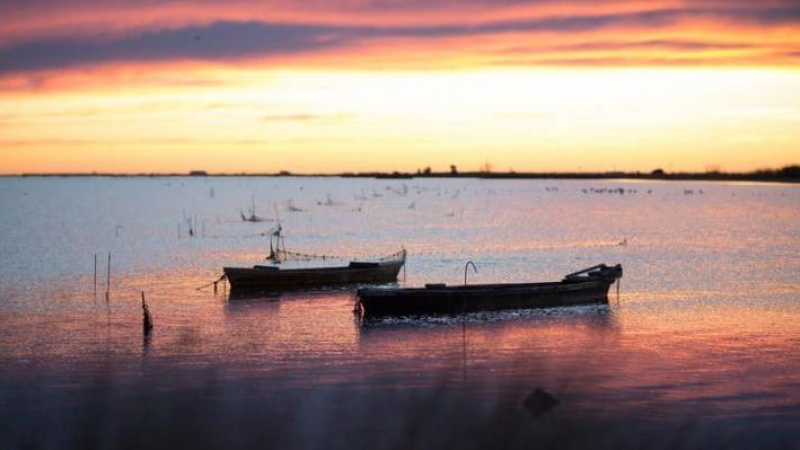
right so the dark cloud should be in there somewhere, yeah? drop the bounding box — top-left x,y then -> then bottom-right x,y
0,22 -> 348,73
1,5 -> 799,74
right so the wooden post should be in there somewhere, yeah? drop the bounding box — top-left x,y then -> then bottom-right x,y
93,253 -> 97,300
142,291 -> 153,335
106,252 -> 111,294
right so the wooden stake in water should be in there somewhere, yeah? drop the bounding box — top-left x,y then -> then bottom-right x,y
105,252 -> 111,301
141,291 -> 153,335
93,253 -> 97,300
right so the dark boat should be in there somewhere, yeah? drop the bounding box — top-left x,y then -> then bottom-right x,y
356,263 -> 622,317
224,250 -> 406,291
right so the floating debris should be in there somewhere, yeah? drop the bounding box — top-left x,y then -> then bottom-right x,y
318,193 -> 343,206
286,199 -> 304,212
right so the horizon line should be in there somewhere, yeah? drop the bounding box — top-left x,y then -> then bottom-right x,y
2,165 -> 798,182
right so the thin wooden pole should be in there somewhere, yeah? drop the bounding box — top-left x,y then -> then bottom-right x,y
93,253 -> 97,300
142,291 -> 153,334
106,252 -> 111,300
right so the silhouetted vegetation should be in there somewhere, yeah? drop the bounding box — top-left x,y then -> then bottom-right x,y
8,164 -> 800,183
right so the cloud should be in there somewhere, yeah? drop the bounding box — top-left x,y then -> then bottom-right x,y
261,113 -> 354,123
0,1 -> 799,77
0,137 -> 266,146
0,22 -> 348,73
544,40 -> 756,52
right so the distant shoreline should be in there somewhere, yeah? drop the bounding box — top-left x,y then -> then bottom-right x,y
3,166 -> 799,183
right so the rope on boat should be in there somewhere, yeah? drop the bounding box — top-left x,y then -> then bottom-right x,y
267,248 -> 406,263
267,249 -> 342,262
264,224 -> 405,264
196,274 -> 226,291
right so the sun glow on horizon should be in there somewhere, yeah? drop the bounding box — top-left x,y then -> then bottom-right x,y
2,1 -> 800,174
2,67 -> 799,174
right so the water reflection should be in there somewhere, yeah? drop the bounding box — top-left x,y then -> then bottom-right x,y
358,304 -> 618,331
356,305 -> 621,403
226,284 -> 369,301
142,331 -> 152,357
224,289 -> 358,314
1,177 -> 799,449
225,288 -> 282,302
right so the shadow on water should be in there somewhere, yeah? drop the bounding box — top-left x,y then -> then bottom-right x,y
4,300 -> 800,449
222,295 -> 282,315
226,281 -> 398,301
3,178 -> 800,449
223,286 -> 361,314
357,303 -> 619,333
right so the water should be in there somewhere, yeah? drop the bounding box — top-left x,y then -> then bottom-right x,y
1,176 -> 799,449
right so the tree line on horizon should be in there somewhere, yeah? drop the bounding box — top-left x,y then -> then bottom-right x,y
10,164 -> 800,181
348,164 -> 800,181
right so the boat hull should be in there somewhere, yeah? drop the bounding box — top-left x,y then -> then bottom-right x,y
357,264 -> 622,317
224,259 -> 405,290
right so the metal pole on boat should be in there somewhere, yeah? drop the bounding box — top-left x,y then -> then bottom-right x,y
402,247 -> 407,282
462,261 -> 477,383
464,261 -> 477,286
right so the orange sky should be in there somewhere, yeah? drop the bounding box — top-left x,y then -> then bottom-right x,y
1,1 -> 799,174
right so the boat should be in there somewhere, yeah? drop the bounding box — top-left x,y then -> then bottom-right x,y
223,249 -> 406,291
356,263 -> 622,317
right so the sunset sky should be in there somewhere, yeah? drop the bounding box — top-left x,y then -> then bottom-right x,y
1,0 -> 799,174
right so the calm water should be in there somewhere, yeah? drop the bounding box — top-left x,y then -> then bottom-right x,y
1,176 -> 799,449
